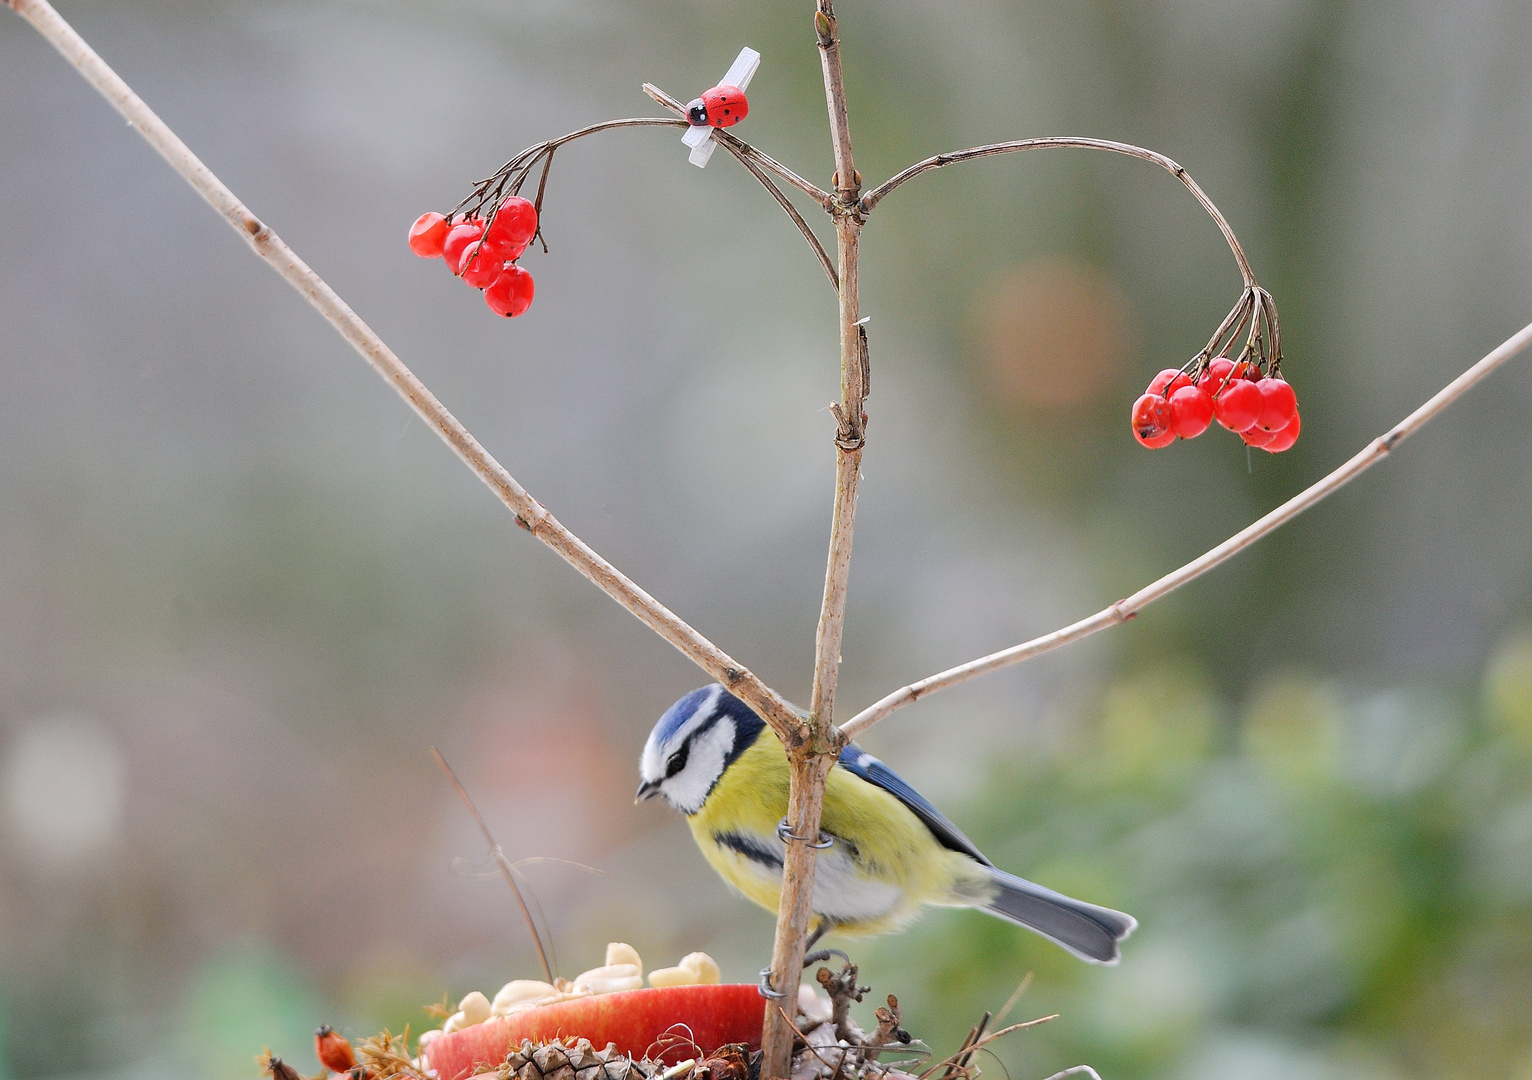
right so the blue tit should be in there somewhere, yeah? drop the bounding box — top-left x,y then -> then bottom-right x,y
636,684 -> 1136,964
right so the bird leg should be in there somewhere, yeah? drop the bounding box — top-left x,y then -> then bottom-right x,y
759,921 -> 842,999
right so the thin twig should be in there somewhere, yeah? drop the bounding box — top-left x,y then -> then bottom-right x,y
719,144 -> 839,289
992,974 -> 1033,1028
432,747 -> 556,983
716,130 -> 835,208
762,5 -> 867,1077
641,83 -> 836,288
860,136 -> 1255,286
815,2 -> 859,204
839,317 -> 1532,740
642,83 -> 832,207
5,0 -> 804,743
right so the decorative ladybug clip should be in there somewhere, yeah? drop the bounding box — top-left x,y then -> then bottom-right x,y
680,47 -> 760,168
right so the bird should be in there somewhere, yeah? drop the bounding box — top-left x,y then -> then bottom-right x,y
636,684 -> 1136,966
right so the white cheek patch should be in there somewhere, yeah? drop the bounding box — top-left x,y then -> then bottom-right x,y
662,718 -> 735,814
641,685 -> 724,783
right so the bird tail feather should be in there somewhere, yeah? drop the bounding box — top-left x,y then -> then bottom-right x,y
980,868 -> 1136,964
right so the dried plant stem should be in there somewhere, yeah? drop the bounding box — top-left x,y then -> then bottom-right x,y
761,5 -> 867,1077
840,317 -> 1532,740
432,747 -> 556,983
642,83 -> 836,289
860,136 -> 1255,287
5,0 -> 803,741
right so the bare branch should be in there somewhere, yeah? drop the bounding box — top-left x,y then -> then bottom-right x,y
762,5 -> 867,1077
860,136 -> 1256,287
7,0 -> 805,742
723,143 -> 839,289
815,1 -> 860,203
839,318 -> 1532,740
641,83 -> 836,288
715,131 -> 834,208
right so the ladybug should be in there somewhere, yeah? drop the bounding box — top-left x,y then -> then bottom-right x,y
685,84 -> 749,129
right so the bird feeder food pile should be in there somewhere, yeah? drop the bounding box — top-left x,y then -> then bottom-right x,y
265,951 -> 946,1080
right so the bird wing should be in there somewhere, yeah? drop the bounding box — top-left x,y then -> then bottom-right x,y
836,745 -> 994,867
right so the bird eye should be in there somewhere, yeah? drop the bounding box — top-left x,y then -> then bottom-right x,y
665,745 -> 689,778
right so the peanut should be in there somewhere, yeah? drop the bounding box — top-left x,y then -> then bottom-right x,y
646,965 -> 696,988
678,952 -> 721,984
492,980 -> 559,1016
457,991 -> 492,1027
605,942 -> 643,976
571,963 -> 642,995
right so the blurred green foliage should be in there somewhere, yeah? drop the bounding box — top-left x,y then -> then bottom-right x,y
862,643 -> 1532,1079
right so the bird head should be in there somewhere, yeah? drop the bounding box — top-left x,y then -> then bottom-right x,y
637,684 -> 764,814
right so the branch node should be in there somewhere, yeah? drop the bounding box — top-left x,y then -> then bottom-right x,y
827,402 -> 865,451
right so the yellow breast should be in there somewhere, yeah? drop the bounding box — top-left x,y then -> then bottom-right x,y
684,729 -> 978,935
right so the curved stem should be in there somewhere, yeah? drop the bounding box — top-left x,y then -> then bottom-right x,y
838,317 -> 1532,741
640,83 -> 836,289
5,0 -> 806,743
716,130 -> 834,208
861,136 -> 1256,287
722,141 -> 839,289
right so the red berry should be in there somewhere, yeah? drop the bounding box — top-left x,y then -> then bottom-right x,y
408,212 -> 449,258
1263,411 -> 1302,453
481,233 -> 529,264
1241,424 -> 1277,448
1214,378 -> 1263,432
1202,357 -> 1236,396
1255,377 -> 1299,431
1131,393 -> 1174,448
485,198 -> 538,251
441,220 -> 484,275
485,265 -> 535,317
457,241 -> 505,288
1168,385 -> 1214,438
1148,368 -> 1193,397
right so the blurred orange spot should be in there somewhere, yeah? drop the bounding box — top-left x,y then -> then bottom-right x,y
976,257 -> 1134,412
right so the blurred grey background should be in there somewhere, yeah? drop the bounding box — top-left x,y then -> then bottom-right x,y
3,2 -> 1532,1079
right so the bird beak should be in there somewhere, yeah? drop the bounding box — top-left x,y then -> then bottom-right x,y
635,779 -> 662,803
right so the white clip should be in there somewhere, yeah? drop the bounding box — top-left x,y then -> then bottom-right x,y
683,47 -> 760,168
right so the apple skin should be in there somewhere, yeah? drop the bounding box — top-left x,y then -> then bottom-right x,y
422,985 -> 767,1080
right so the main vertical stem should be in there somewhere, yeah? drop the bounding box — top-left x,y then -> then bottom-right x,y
760,4 -> 865,1077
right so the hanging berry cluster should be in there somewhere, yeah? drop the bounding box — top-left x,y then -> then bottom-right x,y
408,199 -> 538,317
406,138 -> 566,318
1131,285 -> 1301,453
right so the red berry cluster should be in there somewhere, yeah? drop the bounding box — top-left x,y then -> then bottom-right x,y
1131,356 -> 1301,452
408,197 -> 538,318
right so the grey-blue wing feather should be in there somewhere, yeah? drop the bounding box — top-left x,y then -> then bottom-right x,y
837,745 -> 993,867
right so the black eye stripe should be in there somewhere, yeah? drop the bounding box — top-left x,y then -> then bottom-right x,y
665,743 -> 690,777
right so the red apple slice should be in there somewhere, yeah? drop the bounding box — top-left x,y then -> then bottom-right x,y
422,985 -> 766,1080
